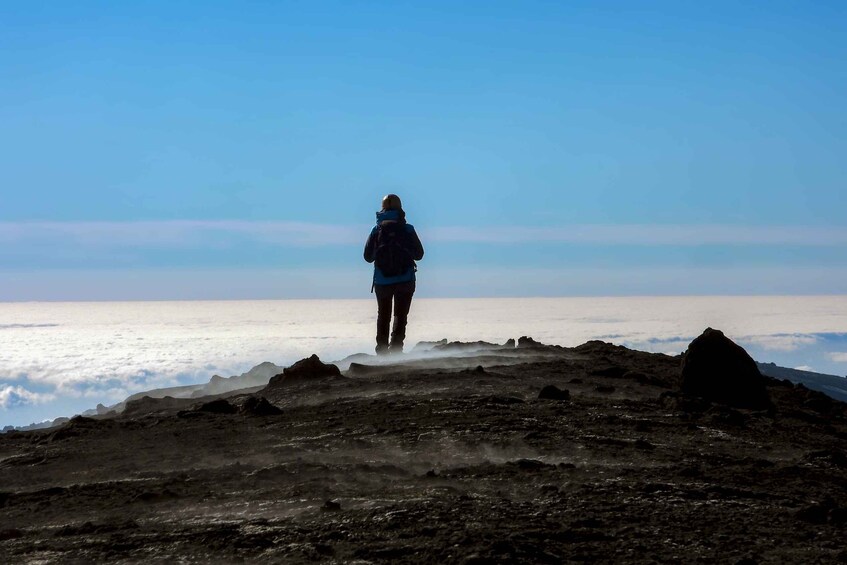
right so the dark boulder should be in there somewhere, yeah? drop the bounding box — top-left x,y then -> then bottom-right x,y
346,363 -> 382,376
124,395 -> 191,417
680,328 -> 769,409
511,458 -> 553,471
411,339 -> 448,352
517,336 -> 543,348
321,499 -> 341,511
197,399 -> 237,414
538,385 -> 570,401
796,497 -> 847,525
634,439 -> 655,450
240,397 -> 283,416
432,340 -> 502,352
267,355 -> 342,387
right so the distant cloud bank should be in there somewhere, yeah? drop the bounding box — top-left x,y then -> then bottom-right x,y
0,385 -> 55,409
430,225 -> 847,246
2,220 -> 846,247
0,221 -> 363,247
829,352 -> 847,363
745,334 -> 820,352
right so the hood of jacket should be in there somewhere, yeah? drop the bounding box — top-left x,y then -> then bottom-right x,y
376,209 -> 405,225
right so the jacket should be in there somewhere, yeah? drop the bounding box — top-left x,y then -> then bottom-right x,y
363,209 -> 425,286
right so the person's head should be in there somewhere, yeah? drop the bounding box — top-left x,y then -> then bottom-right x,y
381,194 -> 402,211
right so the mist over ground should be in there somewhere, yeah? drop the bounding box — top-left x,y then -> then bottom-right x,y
2,296 -> 846,427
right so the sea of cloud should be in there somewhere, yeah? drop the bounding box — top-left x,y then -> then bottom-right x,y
2,296 -> 847,426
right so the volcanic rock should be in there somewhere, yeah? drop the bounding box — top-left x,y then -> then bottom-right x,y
322,500 -> 341,511
412,339 -> 448,352
517,336 -> 542,348
538,385 -> 570,401
591,366 -> 628,378
346,363 -> 381,376
0,529 -> 24,541
4,332 -> 847,563
240,397 -> 283,416
267,355 -> 342,387
124,395 -> 192,417
432,340 -> 503,352
197,399 -> 237,414
680,328 -> 770,409
796,498 -> 847,525
634,438 -> 656,450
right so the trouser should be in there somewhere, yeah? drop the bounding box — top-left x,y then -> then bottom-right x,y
374,281 -> 416,354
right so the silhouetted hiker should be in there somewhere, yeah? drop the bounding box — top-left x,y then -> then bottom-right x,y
363,194 -> 425,355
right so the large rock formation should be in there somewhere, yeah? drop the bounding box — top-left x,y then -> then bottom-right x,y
201,361 -> 285,396
680,328 -> 769,409
266,355 -> 342,387
518,336 -> 543,348
123,395 -> 194,416
432,340 -> 505,352
240,397 -> 283,416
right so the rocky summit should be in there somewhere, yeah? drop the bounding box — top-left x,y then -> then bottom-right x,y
681,327 -> 770,409
266,354 -> 343,387
1,330 -> 846,563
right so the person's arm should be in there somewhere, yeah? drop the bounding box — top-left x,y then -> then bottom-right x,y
407,226 -> 424,261
363,228 -> 377,263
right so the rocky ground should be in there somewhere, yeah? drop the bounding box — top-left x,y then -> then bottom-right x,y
1,333 -> 846,563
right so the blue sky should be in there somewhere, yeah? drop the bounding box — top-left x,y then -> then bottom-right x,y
2,0 -> 846,299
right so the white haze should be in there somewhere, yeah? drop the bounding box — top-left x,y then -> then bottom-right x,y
2,296 -> 847,426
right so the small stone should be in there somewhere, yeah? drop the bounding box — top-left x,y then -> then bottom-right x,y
796,498 -> 838,524
514,458 -> 548,470
322,499 -> 341,511
538,385 -> 570,401
240,397 -> 282,416
634,439 -> 655,450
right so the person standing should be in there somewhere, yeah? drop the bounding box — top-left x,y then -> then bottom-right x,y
363,194 -> 425,355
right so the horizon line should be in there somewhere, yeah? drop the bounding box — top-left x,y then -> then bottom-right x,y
2,220 -> 847,247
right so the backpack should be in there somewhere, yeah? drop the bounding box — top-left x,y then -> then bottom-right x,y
374,222 -> 414,277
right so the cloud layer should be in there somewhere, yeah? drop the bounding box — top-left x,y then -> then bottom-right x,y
3,220 -> 847,247
3,296 -> 847,427
0,385 -> 55,409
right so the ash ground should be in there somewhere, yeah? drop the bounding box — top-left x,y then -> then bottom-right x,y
1,340 -> 846,563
